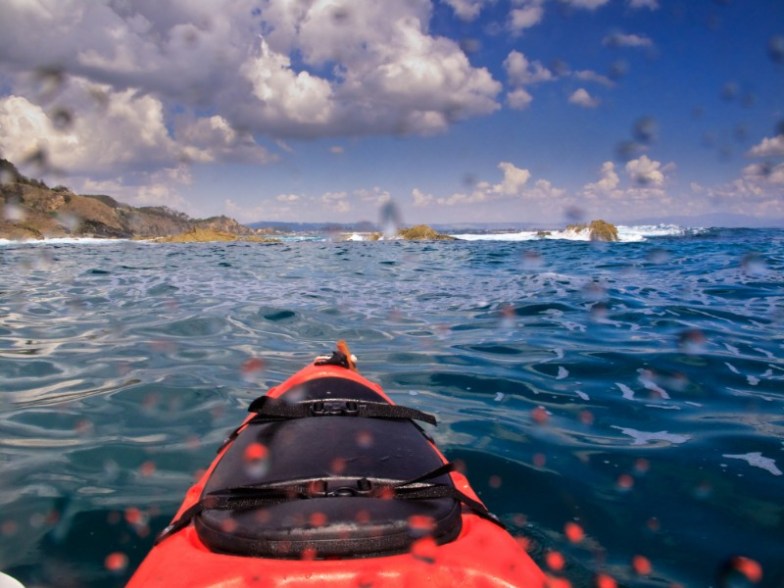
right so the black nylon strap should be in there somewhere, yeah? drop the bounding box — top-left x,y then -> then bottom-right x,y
155,462 -> 505,544
247,397 -> 438,426
217,398 -> 437,454
154,502 -> 204,545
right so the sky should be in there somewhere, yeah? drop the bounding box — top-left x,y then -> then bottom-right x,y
0,0 -> 782,228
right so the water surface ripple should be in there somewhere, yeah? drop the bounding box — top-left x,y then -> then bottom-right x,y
1,231 -> 782,587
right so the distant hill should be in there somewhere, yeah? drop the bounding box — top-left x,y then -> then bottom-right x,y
247,220 -> 378,233
0,158 -> 255,240
627,212 -> 784,229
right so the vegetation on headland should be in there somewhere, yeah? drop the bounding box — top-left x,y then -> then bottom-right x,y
0,158 -> 269,241
565,219 -> 619,242
151,227 -> 278,243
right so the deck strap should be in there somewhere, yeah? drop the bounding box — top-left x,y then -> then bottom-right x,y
155,462 -> 504,545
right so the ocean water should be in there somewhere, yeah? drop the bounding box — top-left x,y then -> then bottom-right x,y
1,228 -> 782,587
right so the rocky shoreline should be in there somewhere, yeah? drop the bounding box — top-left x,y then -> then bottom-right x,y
1,158 -> 269,242
2,158 -> 619,243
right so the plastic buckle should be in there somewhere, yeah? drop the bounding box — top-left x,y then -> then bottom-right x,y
309,401 -> 360,416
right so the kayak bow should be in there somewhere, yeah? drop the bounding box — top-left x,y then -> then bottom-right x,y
128,343 -> 546,587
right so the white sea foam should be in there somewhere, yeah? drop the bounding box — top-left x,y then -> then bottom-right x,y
723,452 -> 782,476
611,426 -> 692,446
0,237 -> 131,246
450,224 -> 691,243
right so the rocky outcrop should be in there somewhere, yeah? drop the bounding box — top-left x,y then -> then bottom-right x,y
397,224 -> 456,240
0,158 -> 258,241
566,219 -> 619,241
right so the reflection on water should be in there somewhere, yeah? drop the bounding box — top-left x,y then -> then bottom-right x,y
1,232 -> 783,586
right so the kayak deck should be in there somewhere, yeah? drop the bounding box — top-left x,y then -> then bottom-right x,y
128,346 -> 546,587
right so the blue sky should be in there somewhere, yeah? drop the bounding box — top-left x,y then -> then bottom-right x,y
1,0 -> 782,227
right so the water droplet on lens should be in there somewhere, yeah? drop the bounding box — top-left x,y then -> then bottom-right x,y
550,59 -> 570,77
241,357 -> 265,381
608,59 -> 629,80
616,474 -> 634,491
104,552 -> 128,572
330,456 -> 347,474
721,82 -> 739,102
733,124 -> 749,142
331,6 -> 350,24
309,511 -> 327,527
634,458 -> 650,474
595,572 -> 618,588
462,172 -> 477,189
678,329 -> 706,354
590,302 -> 608,321
459,37 -> 481,54
633,116 -> 658,144
768,35 -> 784,64
632,555 -> 652,576
521,251 -> 543,269
694,480 -> 713,499
243,442 -> 270,478
407,515 -> 436,538
531,406 -> 548,425
355,430 -> 374,448
563,205 -> 585,223
717,556 -> 764,586
35,65 -> 66,102
410,536 -> 438,564
50,108 -> 73,131
564,522 -> 584,543
23,147 -> 50,173
545,550 -> 565,571
740,253 -> 766,276
139,461 -> 156,476
379,199 -> 402,239
615,141 -> 643,162
3,202 -> 26,222
0,168 -> 14,187
647,248 -> 670,264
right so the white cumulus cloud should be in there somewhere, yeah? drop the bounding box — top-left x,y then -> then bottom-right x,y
628,0 -> 659,10
509,2 -> 546,34
444,0 -> 490,21
748,135 -> 784,158
569,88 -> 600,108
507,88 -> 534,110
584,161 -> 621,196
0,0 -> 503,165
411,161 -> 566,213
504,51 -> 555,86
561,0 -> 612,10
603,32 -> 654,48
625,155 -> 665,186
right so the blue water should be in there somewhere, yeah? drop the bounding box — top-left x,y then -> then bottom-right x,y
1,229 -> 782,587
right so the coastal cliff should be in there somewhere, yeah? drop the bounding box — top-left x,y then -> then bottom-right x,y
0,158 -> 256,241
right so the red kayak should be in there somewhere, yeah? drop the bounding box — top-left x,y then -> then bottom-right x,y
128,342 -> 546,587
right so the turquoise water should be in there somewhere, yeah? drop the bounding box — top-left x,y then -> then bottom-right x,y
1,230 -> 783,587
